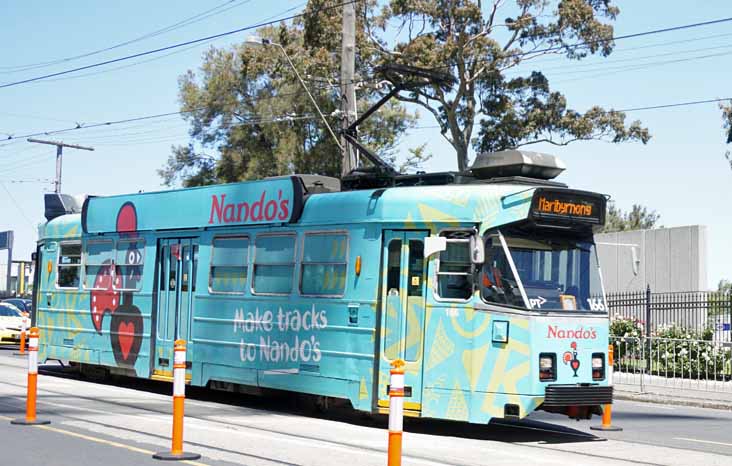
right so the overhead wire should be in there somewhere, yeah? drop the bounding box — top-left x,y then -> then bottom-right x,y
0,90 -> 313,145
24,1 -> 309,85
0,182 -> 37,228
0,0 -> 255,74
0,0 -> 362,89
411,97 -> 732,131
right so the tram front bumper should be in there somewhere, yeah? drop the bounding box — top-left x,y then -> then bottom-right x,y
542,384 -> 613,407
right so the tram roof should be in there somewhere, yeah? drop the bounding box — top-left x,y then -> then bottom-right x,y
39,178 -> 568,239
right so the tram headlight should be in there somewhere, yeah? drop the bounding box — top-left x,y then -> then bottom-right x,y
539,353 -> 556,381
592,353 -> 605,380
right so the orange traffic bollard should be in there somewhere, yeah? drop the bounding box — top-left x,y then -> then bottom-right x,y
14,312 -> 29,356
591,344 -> 622,432
11,327 -> 50,425
388,359 -> 406,466
153,340 -> 200,461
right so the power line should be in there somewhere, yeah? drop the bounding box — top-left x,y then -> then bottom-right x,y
0,0 -> 361,90
0,0 -> 254,74
0,182 -> 36,228
16,2 -> 309,85
506,42 -> 732,76
411,97 -> 732,130
0,90 -> 311,145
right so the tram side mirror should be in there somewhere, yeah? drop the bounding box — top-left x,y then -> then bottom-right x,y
424,236 -> 447,259
631,246 -> 640,276
469,235 -> 485,264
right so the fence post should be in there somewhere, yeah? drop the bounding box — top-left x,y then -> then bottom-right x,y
645,285 -> 652,376
728,292 -> 732,344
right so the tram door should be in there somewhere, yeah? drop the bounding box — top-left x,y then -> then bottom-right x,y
377,230 -> 428,412
153,238 -> 198,379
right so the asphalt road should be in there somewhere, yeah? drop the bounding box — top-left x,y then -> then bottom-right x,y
1,344 -> 731,466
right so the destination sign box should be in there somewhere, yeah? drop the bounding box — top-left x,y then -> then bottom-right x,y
83,177 -> 304,234
529,189 -> 605,225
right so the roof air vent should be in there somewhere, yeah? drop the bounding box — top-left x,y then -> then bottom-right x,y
470,150 -> 566,180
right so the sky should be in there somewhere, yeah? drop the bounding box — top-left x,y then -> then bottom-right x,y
0,1 -> 731,290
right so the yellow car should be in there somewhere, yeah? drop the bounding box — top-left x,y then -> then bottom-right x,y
0,302 -> 24,344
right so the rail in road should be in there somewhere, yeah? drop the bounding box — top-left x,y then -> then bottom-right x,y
0,346 -> 730,466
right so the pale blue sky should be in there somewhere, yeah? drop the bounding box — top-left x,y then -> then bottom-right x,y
1,1 -> 730,289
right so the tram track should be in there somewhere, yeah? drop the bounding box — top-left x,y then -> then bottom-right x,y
0,359 -> 666,466
0,364 -> 465,466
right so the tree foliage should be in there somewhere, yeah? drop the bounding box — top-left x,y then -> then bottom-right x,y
718,279 -> 732,294
721,101 -> 732,170
368,0 -> 650,170
160,4 -> 421,187
600,202 -> 660,233
163,0 -> 653,186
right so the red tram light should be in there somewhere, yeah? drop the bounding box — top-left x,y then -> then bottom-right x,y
539,353 -> 556,381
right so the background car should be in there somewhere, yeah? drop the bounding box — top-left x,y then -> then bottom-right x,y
2,298 -> 32,313
0,302 -> 24,343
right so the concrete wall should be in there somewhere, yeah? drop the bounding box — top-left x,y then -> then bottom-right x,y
596,225 -> 708,293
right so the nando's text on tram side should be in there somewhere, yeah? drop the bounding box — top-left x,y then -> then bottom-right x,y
209,190 -> 291,225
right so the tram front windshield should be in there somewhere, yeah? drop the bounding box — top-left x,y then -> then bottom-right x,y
481,232 -> 606,312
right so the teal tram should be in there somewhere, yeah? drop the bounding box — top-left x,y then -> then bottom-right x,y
34,150 -> 612,423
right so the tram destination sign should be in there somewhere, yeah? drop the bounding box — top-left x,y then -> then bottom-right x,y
529,189 -> 605,226
83,176 -> 304,234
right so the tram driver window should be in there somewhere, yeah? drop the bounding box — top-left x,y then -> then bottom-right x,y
57,242 -> 82,289
435,232 -> 473,300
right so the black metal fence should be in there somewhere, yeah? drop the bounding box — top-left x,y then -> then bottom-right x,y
607,287 -> 732,342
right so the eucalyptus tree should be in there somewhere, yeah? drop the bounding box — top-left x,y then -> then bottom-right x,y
367,0 -> 651,171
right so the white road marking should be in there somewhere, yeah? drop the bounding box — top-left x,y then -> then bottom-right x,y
674,437 -> 732,447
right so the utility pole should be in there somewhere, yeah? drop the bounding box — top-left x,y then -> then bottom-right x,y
27,139 -> 94,193
340,0 -> 357,177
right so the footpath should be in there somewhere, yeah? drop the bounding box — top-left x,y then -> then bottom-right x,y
614,374 -> 732,410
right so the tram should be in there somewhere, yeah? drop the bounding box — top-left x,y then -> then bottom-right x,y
33,149 -> 612,423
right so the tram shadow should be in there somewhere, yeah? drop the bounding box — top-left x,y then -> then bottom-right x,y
328,410 -> 603,445
33,362 -> 602,444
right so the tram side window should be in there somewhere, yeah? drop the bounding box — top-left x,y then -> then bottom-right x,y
436,233 -> 473,300
84,240 -> 114,290
300,232 -> 347,296
253,234 -> 295,295
210,237 -> 248,294
57,243 -> 82,289
115,239 -> 145,291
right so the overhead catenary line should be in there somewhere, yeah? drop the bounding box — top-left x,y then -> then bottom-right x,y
18,2 -> 308,85
0,0 -> 255,74
412,97 -> 732,130
0,90 -> 317,145
0,182 -> 36,228
0,0 -> 362,89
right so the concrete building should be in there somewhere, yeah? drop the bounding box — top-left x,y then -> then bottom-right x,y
596,225 -> 708,293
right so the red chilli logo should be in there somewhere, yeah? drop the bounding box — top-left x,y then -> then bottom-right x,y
547,325 -> 597,340
209,189 -> 290,224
